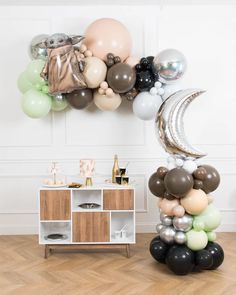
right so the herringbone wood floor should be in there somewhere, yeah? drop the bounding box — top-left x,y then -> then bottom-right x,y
0,233 -> 235,295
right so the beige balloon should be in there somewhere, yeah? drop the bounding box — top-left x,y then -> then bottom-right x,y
180,189 -> 208,215
83,57 -> 107,88
94,90 -> 122,111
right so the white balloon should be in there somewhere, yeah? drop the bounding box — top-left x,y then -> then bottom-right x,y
132,92 -> 162,121
182,160 -> 198,174
157,88 -> 165,96
154,81 -> 162,89
167,162 -> 176,170
150,87 -> 158,96
175,158 -> 184,167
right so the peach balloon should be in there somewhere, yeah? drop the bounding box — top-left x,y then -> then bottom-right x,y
83,57 -> 107,88
159,198 -> 179,216
125,56 -> 140,68
180,189 -> 208,215
173,205 -> 185,217
94,90 -> 122,111
84,18 -> 132,62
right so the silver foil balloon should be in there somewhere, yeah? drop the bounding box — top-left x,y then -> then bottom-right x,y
156,89 -> 207,159
160,213 -> 172,226
156,223 -> 165,234
153,49 -> 187,84
174,231 -> 186,244
173,214 -> 193,232
29,34 -> 48,60
160,226 -> 176,244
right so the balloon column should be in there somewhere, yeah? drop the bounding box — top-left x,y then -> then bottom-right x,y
18,18 -> 186,119
149,92 -> 224,275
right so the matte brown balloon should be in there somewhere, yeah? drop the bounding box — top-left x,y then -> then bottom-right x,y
156,166 -> 169,180
193,179 -> 203,190
193,167 -> 207,181
107,63 -> 136,93
164,168 -> 194,198
148,172 -> 166,198
164,191 -> 175,200
200,165 -> 220,193
66,88 -> 93,109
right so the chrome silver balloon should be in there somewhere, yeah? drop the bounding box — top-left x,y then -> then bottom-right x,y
156,89 -> 207,159
156,223 -> 165,234
54,93 -> 65,101
160,213 -> 172,226
153,49 -> 187,84
29,34 -> 48,60
174,231 -> 186,244
173,214 -> 193,232
160,226 -> 176,244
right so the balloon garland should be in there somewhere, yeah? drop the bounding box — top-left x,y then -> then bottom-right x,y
17,18 -> 186,119
149,92 -> 224,275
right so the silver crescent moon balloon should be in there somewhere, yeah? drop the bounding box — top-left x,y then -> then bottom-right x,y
155,89 -> 207,159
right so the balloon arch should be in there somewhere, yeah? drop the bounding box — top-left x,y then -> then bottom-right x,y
17,18 -> 224,275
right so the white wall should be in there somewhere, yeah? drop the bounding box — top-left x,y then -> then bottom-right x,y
0,1 -> 236,234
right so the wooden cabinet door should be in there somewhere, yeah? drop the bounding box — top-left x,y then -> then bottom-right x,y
40,190 -> 71,220
72,212 -> 110,242
103,189 -> 134,210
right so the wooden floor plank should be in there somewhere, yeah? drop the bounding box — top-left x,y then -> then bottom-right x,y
0,233 -> 235,295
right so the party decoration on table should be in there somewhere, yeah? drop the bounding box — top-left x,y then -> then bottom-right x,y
80,159 -> 95,186
149,85 -> 224,275
19,18 -> 188,119
43,162 -> 65,186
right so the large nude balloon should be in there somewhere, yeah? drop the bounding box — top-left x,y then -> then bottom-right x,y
94,91 -> 122,111
83,57 -> 107,88
84,18 -> 132,62
180,189 -> 208,215
159,198 -> 179,216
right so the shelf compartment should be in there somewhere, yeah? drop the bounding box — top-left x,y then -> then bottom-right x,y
39,221 -> 71,244
110,212 -> 135,243
103,189 -> 134,210
72,189 -> 102,211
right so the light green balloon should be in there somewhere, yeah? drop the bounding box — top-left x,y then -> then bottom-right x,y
194,204 -> 221,232
186,229 -> 208,251
207,231 -> 216,242
51,97 -> 68,112
26,59 -> 46,85
21,89 -> 52,118
42,85 -> 49,94
17,72 -> 33,93
193,219 -> 204,231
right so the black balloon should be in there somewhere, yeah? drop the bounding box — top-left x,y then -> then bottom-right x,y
205,242 -> 224,270
195,250 -> 213,270
135,71 -> 154,92
166,245 -> 195,275
150,236 -> 169,264
66,89 -> 93,109
148,172 -> 166,197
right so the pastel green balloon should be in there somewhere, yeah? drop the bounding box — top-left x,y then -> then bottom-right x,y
194,204 -> 221,232
186,229 -> 208,251
17,72 -> 33,93
193,219 -> 204,231
207,231 -> 216,242
51,97 -> 68,112
26,59 -> 46,85
21,89 -> 52,118
42,85 -> 49,94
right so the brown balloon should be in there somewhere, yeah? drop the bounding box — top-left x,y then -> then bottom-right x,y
66,88 -> 93,109
164,191 -> 175,200
156,166 -> 169,180
148,172 -> 166,198
193,167 -> 207,181
164,168 -> 194,198
107,63 -> 136,93
200,165 -> 220,193
193,179 -> 203,190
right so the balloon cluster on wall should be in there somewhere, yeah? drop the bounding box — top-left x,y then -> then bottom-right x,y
17,18 -> 186,119
148,90 -> 224,275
